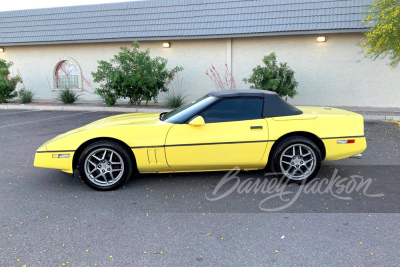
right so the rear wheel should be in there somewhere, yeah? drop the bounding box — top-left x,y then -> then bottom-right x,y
271,137 -> 322,183
78,140 -> 133,190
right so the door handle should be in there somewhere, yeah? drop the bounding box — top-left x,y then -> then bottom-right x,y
250,126 -> 263,130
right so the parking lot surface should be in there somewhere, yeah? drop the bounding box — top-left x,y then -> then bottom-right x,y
1,110 -> 400,266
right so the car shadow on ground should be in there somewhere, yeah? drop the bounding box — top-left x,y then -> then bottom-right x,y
51,164 -> 400,213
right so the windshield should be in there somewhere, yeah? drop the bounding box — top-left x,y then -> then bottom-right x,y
162,95 -> 217,124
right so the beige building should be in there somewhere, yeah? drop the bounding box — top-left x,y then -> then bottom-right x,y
1,0 -> 398,108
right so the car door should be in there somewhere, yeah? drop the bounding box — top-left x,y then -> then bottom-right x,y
165,97 -> 269,171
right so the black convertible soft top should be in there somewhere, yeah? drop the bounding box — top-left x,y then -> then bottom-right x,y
207,89 -> 303,118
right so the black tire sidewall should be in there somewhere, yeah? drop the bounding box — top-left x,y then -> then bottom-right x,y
271,137 -> 322,183
78,141 -> 133,191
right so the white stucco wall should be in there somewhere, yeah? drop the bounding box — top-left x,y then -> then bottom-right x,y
0,39 -> 227,103
232,33 -> 400,108
1,33 -> 399,108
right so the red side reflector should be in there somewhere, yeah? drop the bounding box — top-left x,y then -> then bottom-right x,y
348,140 -> 355,143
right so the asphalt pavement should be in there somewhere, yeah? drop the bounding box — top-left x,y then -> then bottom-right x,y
0,110 -> 400,266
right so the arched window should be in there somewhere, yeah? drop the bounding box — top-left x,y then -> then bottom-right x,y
54,59 -> 81,89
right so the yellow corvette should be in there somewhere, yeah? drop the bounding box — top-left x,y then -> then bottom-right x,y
34,90 -> 366,190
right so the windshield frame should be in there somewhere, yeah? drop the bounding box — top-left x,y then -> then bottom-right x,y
162,95 -> 218,124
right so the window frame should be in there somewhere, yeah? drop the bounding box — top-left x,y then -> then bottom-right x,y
163,96 -> 218,124
185,96 -> 265,124
52,58 -> 83,91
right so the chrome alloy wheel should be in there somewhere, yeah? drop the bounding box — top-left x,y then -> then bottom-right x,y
84,148 -> 124,187
279,144 -> 316,180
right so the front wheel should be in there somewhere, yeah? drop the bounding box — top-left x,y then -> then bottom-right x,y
271,137 -> 322,183
78,140 -> 133,190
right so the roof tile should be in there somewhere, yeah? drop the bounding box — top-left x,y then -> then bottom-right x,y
0,0 -> 372,45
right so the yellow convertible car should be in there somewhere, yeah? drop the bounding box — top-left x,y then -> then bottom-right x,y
34,90 -> 366,190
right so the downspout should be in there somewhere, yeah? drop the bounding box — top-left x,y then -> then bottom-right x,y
226,38 -> 232,89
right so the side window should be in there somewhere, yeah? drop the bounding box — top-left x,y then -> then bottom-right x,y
199,98 -> 263,123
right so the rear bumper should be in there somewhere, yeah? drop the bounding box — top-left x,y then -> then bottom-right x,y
323,137 -> 367,161
34,151 -> 75,174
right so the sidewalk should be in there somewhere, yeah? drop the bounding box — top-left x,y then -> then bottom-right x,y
0,99 -> 170,113
1,101 -> 399,121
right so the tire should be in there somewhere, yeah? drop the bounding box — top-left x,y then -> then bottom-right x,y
78,140 -> 134,191
270,136 -> 322,183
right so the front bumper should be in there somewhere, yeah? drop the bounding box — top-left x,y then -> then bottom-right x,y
34,151 -> 75,174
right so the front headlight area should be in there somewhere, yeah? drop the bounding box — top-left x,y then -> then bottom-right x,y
34,151 -> 75,174
34,137 -> 78,174
36,144 -> 47,152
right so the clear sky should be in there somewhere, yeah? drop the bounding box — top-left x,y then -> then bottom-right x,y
0,0 -> 141,12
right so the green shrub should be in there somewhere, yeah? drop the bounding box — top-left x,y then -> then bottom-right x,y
57,88 -> 80,104
18,88 -> 34,104
95,88 -> 118,107
165,90 -> 186,108
361,0 -> 400,68
0,59 -> 21,103
243,52 -> 298,99
92,41 -> 183,106
104,94 -> 118,107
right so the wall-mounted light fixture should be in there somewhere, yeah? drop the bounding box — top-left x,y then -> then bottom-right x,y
0,48 -> 4,53
316,36 -> 326,42
163,42 -> 171,48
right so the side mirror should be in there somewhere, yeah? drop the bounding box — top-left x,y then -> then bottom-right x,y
189,116 -> 205,126
159,112 -> 167,121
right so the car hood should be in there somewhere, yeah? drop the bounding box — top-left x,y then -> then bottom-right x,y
68,112 -> 163,135
86,112 -> 161,127
38,113 -> 163,149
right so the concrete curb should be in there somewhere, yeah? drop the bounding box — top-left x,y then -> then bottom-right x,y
0,104 -> 171,113
363,115 -> 400,121
0,104 -> 399,121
